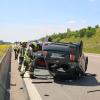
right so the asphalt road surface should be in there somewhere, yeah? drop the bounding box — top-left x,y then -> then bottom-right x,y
23,53 -> 100,100
10,54 -> 100,100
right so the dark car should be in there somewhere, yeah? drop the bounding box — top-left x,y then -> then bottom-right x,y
42,41 -> 88,79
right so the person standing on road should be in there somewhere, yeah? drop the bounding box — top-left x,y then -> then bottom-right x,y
18,42 -> 27,71
20,42 -> 38,78
20,43 -> 31,77
13,42 -> 19,60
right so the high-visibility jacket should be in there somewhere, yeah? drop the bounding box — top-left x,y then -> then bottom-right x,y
19,47 -> 26,57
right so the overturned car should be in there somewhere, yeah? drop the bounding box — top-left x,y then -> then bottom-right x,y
42,41 -> 88,79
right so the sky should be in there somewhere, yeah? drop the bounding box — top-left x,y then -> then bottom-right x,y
0,0 -> 100,42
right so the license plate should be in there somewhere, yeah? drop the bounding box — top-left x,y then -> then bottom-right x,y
51,53 -> 64,58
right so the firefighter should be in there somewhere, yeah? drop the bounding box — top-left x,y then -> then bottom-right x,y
20,42 -> 38,78
18,42 -> 27,71
13,42 -> 19,60
29,42 -> 38,78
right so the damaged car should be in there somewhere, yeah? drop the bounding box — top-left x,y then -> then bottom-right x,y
42,40 -> 88,79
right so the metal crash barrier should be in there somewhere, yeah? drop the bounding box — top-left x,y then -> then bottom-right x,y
0,48 -> 11,100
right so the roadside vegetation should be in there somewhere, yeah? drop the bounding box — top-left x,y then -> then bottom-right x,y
0,45 -> 10,60
40,25 -> 100,54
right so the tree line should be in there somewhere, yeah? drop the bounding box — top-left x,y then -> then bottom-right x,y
40,25 -> 99,42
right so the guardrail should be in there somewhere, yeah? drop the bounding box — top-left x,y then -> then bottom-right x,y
0,48 -> 11,100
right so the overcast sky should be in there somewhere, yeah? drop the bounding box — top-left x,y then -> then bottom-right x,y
0,0 -> 100,42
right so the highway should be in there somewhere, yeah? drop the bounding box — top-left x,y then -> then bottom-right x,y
10,52 -> 100,100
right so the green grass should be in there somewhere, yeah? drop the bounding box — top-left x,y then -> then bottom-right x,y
0,45 -> 10,60
60,28 -> 100,54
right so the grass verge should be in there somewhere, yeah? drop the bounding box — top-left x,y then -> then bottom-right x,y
0,45 -> 11,61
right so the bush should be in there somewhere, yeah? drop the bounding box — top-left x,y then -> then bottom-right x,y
95,25 -> 99,28
79,28 -> 86,37
86,28 -> 96,37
